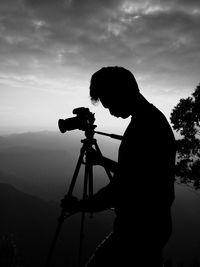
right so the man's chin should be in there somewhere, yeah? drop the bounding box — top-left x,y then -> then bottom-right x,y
111,111 -> 130,118
118,114 -> 130,119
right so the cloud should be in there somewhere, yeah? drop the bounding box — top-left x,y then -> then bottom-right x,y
0,0 -> 200,90
0,0 -> 200,134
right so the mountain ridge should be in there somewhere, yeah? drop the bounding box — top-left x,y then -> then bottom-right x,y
0,182 -> 114,267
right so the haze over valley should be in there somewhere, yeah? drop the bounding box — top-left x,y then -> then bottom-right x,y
1,131 -> 200,266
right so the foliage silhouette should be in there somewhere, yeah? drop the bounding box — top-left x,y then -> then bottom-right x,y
170,83 -> 200,189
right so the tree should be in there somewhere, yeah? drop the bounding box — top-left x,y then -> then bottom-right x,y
170,83 -> 200,189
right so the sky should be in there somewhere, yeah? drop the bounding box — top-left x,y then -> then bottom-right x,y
0,0 -> 200,135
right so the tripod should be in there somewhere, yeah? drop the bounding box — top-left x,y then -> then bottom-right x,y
45,126 -> 118,267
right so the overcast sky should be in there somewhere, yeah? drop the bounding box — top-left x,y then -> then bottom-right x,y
0,0 -> 200,135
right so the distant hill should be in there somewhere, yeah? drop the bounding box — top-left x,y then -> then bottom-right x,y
0,170 -> 43,199
0,182 -> 61,267
0,182 -> 114,267
0,131 -> 79,149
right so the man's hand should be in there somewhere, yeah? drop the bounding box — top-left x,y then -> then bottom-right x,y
86,148 -> 103,166
60,195 -> 80,214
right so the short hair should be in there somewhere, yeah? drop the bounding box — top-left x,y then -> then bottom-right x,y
89,66 -> 139,104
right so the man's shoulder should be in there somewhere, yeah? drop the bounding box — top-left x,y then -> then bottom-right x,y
131,103 -> 175,139
133,103 -> 165,126
144,103 -> 170,127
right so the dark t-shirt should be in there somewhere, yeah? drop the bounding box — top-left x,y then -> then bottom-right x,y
112,103 -> 176,247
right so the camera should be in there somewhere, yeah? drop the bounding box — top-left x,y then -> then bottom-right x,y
58,107 -> 95,133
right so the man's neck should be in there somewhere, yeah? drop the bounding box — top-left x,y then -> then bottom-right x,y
130,93 -> 151,115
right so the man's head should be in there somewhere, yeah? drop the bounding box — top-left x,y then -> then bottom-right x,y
89,66 -> 140,118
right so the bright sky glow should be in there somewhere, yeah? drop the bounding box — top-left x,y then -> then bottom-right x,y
0,0 -> 200,135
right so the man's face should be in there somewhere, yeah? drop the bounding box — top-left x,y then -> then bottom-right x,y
100,95 -> 131,119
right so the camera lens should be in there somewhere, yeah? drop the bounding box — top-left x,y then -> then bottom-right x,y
58,117 -> 80,133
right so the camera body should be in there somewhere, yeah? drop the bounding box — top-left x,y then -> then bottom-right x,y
58,107 -> 95,133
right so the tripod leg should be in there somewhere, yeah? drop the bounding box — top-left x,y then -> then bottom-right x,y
45,211 -> 66,267
78,160 -> 90,267
67,144 -> 87,196
45,144 -> 87,267
88,154 -> 93,199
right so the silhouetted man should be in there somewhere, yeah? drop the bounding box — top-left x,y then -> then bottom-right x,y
63,66 -> 176,266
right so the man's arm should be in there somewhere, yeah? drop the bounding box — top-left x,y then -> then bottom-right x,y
61,180 -> 118,214
101,157 -> 117,173
87,148 -> 118,173
61,151 -> 119,214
